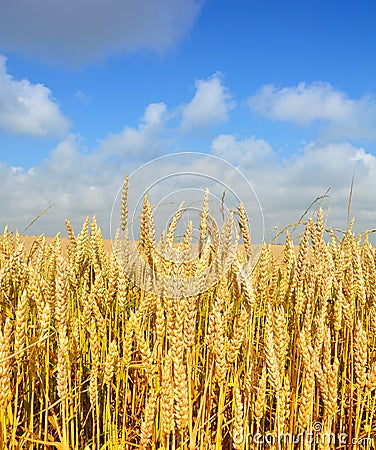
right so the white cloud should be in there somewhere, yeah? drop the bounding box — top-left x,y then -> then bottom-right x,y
0,0 -> 204,65
181,74 -> 235,131
0,56 -> 70,136
211,134 -> 274,167
141,103 -> 168,130
99,102 -> 168,157
248,82 -> 352,123
247,82 -> 376,141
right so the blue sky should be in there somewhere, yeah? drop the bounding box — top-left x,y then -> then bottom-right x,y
0,0 -> 376,239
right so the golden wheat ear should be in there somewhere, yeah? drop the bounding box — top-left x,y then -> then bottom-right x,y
121,173 -> 129,234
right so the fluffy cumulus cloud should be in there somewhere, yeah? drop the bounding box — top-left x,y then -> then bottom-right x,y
181,74 -> 235,131
0,56 -> 70,136
98,102 -> 168,157
248,82 -> 376,141
211,134 -> 274,167
0,0 -> 204,65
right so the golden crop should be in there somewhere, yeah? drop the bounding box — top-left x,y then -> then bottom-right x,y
0,193 -> 375,449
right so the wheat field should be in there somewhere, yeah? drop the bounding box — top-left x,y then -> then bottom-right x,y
0,188 -> 375,449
